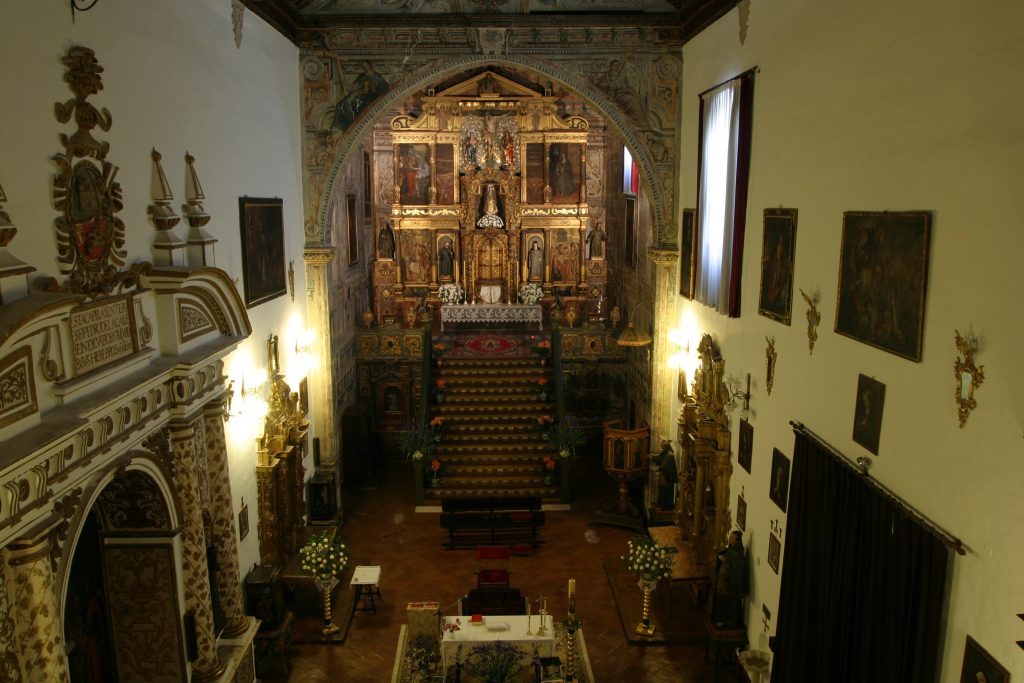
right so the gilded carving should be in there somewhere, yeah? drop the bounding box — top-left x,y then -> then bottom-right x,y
404,335 -> 423,354
52,46 -> 128,297
380,335 -> 401,355
0,347 -> 37,429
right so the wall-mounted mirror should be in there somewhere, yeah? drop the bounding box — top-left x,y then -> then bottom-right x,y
954,330 -> 984,428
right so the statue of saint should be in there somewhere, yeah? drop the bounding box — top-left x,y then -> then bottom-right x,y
476,183 -> 504,229
654,440 -> 677,511
527,239 -> 544,280
711,531 -> 749,629
587,222 -> 606,259
438,237 -> 455,279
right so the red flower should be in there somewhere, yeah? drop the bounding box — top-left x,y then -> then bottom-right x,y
430,416 -> 445,427
536,378 -> 548,386
430,459 -> 441,472
436,379 -> 447,389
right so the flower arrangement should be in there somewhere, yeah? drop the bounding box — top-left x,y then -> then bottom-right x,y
438,283 -> 465,305
518,282 -> 544,305
398,422 -> 435,458
535,414 -> 555,439
542,455 -> 557,472
298,530 -> 348,580
434,378 -> 447,403
429,415 -> 447,441
442,618 -> 461,634
550,422 -> 585,457
432,342 -> 447,357
535,377 -> 548,388
464,641 -> 524,683
622,534 -> 674,581
430,458 -> 442,474
435,379 -> 447,390
532,338 -> 552,356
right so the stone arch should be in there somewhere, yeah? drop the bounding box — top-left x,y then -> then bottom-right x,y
313,54 -> 673,250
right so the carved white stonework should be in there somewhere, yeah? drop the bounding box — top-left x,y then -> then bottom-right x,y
6,536 -> 69,683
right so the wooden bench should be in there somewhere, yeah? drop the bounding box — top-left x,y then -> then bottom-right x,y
440,497 -> 545,549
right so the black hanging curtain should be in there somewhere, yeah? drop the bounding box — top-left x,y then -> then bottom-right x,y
772,429 -> 949,682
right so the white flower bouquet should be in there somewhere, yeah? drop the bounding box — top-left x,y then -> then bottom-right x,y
438,283 -> 465,305
622,534 -> 674,580
517,282 -> 544,305
299,530 -> 348,580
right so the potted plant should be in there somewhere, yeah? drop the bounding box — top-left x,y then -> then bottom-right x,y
432,342 -> 447,366
464,641 -> 523,683
434,378 -> 447,403
535,377 -> 549,402
535,414 -> 555,440
551,421 -> 585,458
429,415 -> 446,442
438,283 -> 465,306
531,338 -> 552,363
540,455 -> 558,485
622,534 -> 675,636
429,458 -> 442,486
298,530 -> 349,635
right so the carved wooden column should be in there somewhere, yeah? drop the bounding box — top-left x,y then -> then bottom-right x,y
428,142 -> 437,204
648,248 -> 679,442
5,533 -> 69,683
304,247 -> 337,472
203,400 -> 249,638
169,419 -> 224,682
543,142 -> 552,203
0,552 -> 24,683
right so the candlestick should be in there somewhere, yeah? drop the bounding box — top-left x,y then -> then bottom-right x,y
526,598 -> 532,634
568,578 -> 576,614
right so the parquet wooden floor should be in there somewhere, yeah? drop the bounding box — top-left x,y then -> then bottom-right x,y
280,459 -> 748,682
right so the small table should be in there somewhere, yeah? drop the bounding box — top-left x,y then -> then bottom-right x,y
440,615 -> 555,679
350,565 -> 382,614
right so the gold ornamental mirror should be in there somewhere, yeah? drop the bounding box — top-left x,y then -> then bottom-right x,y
953,330 -> 984,428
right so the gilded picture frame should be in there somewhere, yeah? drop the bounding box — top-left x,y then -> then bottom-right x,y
835,211 -> 932,361
758,208 -> 797,325
738,418 -> 753,474
239,197 -> 286,308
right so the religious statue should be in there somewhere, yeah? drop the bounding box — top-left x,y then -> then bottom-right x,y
527,239 -> 544,280
438,237 -> 455,279
476,183 -> 504,229
464,131 -> 479,168
587,222 -> 606,259
378,222 -> 395,259
654,439 -> 677,511
711,531 -> 749,629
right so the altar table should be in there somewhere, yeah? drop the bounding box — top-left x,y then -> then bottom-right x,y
440,304 -> 543,331
440,614 -> 554,676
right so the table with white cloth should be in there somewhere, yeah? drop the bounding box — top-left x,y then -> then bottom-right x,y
439,304 -> 543,331
440,614 -> 555,677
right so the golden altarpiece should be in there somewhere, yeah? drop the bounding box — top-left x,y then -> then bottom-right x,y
371,71 -> 608,321
676,334 -> 734,570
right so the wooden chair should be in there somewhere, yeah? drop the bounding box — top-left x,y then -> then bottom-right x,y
475,545 -> 511,591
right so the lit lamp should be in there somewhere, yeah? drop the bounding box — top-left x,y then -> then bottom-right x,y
616,303 -> 653,348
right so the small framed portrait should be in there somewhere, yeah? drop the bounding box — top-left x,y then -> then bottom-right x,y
679,208 -> 697,299
852,374 -> 886,455
769,448 -> 791,513
238,502 -> 249,541
677,368 -> 687,402
738,418 -> 753,474
959,636 -> 1009,683
736,495 -> 747,531
299,377 -> 309,416
758,208 -> 798,325
239,197 -> 286,308
767,532 -> 781,574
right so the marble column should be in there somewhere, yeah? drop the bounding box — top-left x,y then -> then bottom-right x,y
648,248 -> 679,444
304,247 -> 338,475
203,400 -> 249,638
169,419 -> 224,682
5,534 -> 68,683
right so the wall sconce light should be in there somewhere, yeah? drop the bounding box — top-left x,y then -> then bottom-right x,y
728,373 -> 752,411
225,368 -> 268,423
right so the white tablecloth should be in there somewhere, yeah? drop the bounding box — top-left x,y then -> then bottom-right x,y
440,615 -> 554,676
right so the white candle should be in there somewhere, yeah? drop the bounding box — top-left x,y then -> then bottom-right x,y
568,578 -> 575,600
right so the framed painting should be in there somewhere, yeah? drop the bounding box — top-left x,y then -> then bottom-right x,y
398,143 -> 431,205
758,208 -> 797,324
679,208 -> 697,299
624,196 -> 636,266
736,495 -> 747,531
852,373 -> 886,455
400,230 -> 432,284
435,143 -> 456,205
238,502 -> 249,541
550,233 -> 578,284
549,143 -> 580,203
346,194 -> 358,266
769,448 -> 790,513
677,368 -> 687,402
238,197 -> 286,308
835,211 -> 932,361
738,418 -> 753,474
767,532 -> 781,574
525,143 -> 545,204
959,636 -> 1009,683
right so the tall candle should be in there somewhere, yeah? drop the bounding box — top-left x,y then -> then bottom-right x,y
568,578 -> 575,599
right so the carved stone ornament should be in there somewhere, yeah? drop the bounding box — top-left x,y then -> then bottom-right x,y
766,336 -> 777,396
52,46 -> 128,297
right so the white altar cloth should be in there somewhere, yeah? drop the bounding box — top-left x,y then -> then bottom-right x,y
440,615 -> 554,676
439,304 -> 543,331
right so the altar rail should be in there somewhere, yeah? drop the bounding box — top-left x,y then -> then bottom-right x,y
439,303 -> 543,331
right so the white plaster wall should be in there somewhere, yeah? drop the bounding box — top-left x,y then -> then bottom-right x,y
676,0 -> 1024,677
0,2 -> 305,578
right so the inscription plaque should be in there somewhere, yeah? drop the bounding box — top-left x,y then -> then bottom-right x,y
70,295 -> 139,376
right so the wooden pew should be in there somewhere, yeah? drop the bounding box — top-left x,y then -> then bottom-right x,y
439,497 -> 545,549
